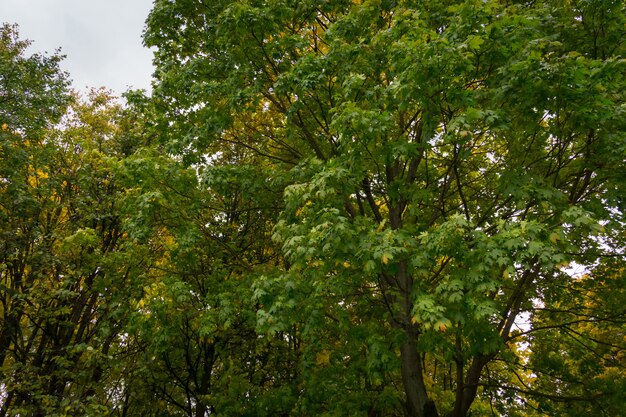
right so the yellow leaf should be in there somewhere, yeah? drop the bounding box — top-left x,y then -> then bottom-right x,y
1,123 -> 7,131
382,253 -> 391,265
316,350 -> 330,365
343,261 -> 351,268
549,232 -> 560,243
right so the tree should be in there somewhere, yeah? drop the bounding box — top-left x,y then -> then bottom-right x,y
144,0 -> 626,416
1,23 -> 71,414
112,93 -> 300,416
1,38 -> 150,414
0,23 -> 69,136
523,259 -> 626,416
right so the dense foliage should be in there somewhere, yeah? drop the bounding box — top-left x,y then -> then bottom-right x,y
1,0 -> 626,415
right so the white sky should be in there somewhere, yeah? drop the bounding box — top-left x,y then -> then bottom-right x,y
1,0 -> 155,96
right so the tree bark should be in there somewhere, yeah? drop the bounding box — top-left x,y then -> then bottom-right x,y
397,262 -> 439,417
400,325 -> 438,417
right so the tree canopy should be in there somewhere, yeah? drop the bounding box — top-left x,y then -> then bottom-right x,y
2,0 -> 626,415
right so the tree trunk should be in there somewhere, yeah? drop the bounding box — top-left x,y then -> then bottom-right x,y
0,313 -> 17,368
400,327 -> 434,417
397,262 -> 439,417
194,342 -> 215,417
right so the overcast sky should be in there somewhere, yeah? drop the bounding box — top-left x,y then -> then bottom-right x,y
1,0 -> 155,95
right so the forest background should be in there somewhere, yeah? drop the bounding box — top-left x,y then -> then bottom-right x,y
1,0 -> 625,416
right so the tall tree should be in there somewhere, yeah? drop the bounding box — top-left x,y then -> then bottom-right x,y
0,51 -> 150,414
1,23 -> 71,413
144,0 -> 626,415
